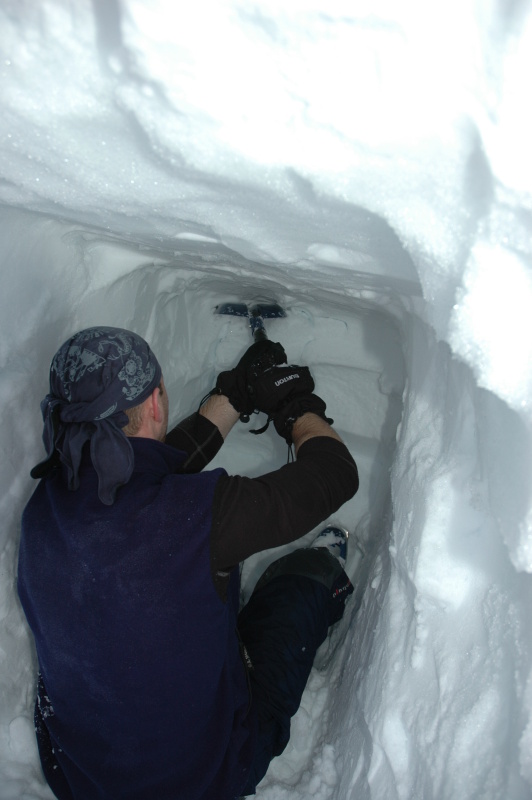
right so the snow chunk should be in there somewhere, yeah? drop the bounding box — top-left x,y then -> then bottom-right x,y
450,244 -> 532,416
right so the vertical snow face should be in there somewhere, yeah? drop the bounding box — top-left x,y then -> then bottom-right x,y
0,2 -> 531,799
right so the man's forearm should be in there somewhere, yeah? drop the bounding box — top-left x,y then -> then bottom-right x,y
198,397 -> 343,448
291,413 -> 343,453
199,393 -> 240,440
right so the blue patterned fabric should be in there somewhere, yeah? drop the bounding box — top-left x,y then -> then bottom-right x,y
36,327 -> 162,505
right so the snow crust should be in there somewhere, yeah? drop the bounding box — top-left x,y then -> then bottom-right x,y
0,1 -> 531,798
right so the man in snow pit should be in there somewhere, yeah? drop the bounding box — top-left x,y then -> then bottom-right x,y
18,326 -> 359,800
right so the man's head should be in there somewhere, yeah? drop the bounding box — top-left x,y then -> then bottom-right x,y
49,327 -> 162,418
123,380 -> 169,442
36,326 -> 165,504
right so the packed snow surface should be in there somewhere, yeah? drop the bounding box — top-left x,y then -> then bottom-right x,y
0,2 -> 531,798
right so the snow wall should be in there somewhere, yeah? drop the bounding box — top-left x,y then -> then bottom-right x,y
1,2 -> 532,798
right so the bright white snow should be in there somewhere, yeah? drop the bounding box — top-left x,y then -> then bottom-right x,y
0,2 -> 531,799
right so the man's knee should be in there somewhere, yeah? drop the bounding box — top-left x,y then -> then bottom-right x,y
253,547 -> 344,595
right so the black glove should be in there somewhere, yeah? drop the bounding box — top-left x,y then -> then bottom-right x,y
250,364 -> 315,415
215,340 -> 287,415
251,364 -> 333,444
271,392 -> 332,444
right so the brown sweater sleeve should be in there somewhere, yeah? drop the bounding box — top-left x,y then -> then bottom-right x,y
210,437 -> 359,575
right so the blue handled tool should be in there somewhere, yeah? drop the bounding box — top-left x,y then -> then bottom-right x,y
216,302 -> 286,341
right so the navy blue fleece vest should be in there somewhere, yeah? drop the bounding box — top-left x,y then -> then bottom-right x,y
18,438 -> 256,800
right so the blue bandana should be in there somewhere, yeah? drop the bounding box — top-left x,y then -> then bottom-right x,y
33,327 -> 162,505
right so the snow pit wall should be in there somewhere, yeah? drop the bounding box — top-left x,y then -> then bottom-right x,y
1,1 -> 532,797
0,205 -> 531,800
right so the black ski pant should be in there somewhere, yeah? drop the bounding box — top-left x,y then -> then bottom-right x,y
237,548 -> 353,796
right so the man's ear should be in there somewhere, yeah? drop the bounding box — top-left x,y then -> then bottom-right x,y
151,386 -> 163,424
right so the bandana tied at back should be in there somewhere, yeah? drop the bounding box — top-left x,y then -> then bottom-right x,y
32,327 -> 162,505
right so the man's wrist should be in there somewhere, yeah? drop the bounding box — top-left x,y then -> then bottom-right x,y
291,413 -> 341,453
199,393 -> 240,439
